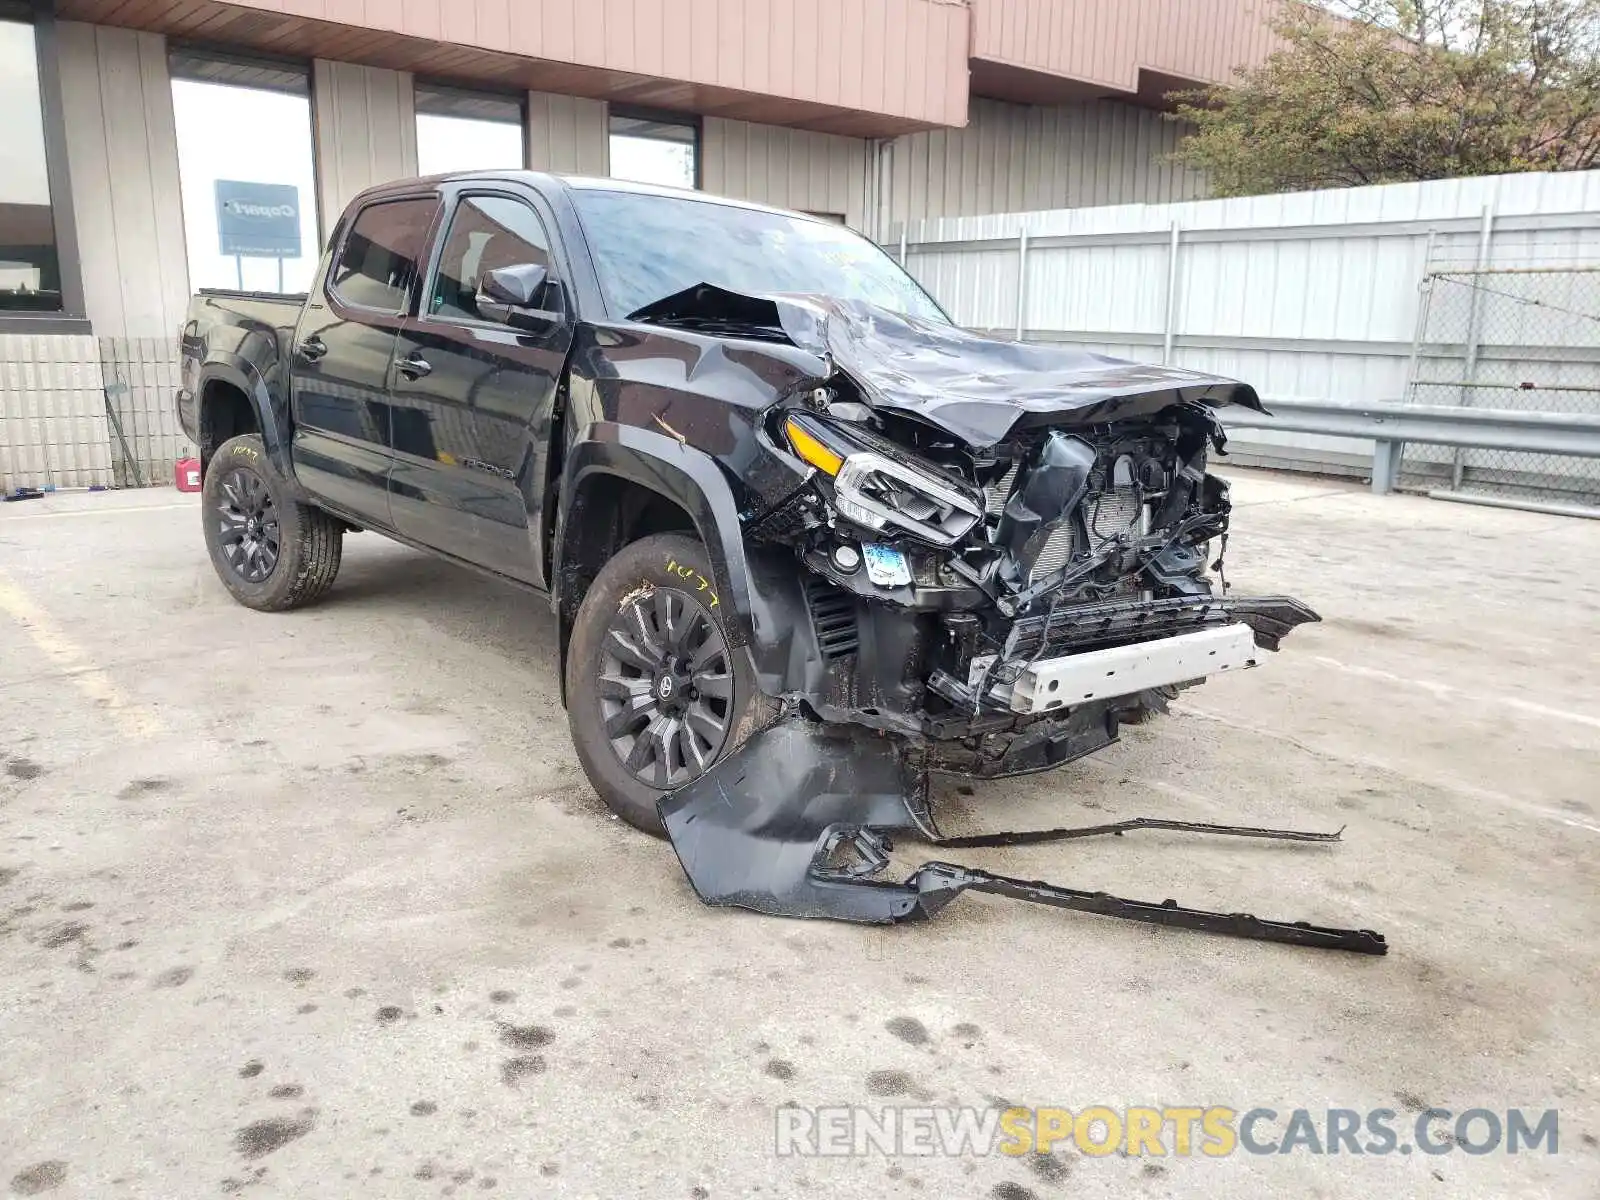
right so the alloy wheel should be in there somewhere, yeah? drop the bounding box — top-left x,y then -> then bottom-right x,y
597,586 -> 733,789
216,466 -> 281,583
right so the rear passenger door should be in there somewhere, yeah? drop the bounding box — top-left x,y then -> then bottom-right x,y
290,194 -> 440,527
386,189 -> 572,585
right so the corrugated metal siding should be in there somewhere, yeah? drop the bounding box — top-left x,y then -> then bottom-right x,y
886,98 -> 1208,224
100,0 -> 971,130
900,170 -> 1600,475
526,91 -> 608,175
972,0 -> 1281,93
0,335 -> 112,492
703,118 -> 871,229
56,22 -> 190,341
312,59 -> 418,226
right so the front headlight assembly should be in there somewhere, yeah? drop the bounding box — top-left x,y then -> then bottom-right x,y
783,412 -> 982,546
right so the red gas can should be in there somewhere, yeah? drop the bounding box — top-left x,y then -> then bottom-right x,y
175,456 -> 202,493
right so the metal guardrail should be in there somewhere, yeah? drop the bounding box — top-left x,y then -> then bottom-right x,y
1220,398 -> 1600,497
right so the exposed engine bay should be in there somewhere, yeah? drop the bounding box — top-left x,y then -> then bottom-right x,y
761,396 -> 1316,742
627,284 -> 1376,954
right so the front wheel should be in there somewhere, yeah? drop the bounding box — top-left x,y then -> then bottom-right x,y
201,434 -> 343,611
565,533 -> 775,837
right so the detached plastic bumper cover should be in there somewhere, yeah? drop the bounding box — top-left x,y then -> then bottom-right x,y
659,717 -> 1388,955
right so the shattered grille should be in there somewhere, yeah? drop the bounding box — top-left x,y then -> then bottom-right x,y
1004,595 -> 1235,661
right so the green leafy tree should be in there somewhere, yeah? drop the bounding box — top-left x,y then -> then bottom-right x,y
1170,0 -> 1600,195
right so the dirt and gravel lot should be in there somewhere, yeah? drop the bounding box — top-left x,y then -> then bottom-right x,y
1,468 -> 1596,1199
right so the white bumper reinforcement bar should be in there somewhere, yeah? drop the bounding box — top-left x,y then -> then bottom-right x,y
1006,623 -> 1260,715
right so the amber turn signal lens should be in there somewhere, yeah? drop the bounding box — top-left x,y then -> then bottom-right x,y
785,416 -> 845,476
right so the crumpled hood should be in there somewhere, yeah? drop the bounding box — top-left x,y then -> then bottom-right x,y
629,283 -> 1266,448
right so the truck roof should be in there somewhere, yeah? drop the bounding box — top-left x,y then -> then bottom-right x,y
367,170 -> 834,226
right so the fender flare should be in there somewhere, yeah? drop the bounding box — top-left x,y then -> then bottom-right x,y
195,352 -> 299,490
554,424 -> 757,645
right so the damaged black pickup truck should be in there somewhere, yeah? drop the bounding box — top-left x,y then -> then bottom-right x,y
179,173 -> 1382,954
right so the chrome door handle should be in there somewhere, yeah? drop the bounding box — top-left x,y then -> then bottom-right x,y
395,353 -> 432,380
297,335 -> 327,362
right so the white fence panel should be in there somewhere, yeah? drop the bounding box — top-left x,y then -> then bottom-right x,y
897,170 -> 1600,483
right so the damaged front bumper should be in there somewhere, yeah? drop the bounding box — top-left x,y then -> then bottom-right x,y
659,718 -> 1388,955
747,546 -> 1321,776
625,286 -> 1364,951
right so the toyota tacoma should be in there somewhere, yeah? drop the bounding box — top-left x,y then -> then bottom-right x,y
177,173 -> 1378,952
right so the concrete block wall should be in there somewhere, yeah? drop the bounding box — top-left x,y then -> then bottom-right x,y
0,334 -> 113,492
100,337 -> 190,488
0,336 -> 195,494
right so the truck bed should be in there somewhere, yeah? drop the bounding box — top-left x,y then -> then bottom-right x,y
196,288 -> 309,303
178,291 -> 309,455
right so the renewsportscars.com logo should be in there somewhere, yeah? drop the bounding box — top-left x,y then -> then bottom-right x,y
774,1105 -> 1561,1159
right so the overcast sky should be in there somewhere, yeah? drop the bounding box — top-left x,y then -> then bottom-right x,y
416,113 -> 524,175
1,21 -> 51,207
172,80 -> 322,292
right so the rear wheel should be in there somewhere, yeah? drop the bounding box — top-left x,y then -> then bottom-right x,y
202,434 -> 343,611
565,533 -> 775,836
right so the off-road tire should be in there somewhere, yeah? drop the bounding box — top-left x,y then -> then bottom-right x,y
202,434 -> 343,611
565,533 -> 777,837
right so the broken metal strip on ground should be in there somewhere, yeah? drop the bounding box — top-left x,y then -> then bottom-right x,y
902,861 -> 1388,954
658,716 -> 1387,955
933,815 -> 1345,848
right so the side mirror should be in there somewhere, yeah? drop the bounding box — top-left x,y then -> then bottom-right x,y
482,263 -> 546,306
476,263 -> 563,333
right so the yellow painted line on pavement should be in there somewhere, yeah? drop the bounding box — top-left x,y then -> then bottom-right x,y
0,571 -> 164,739
0,501 -> 195,520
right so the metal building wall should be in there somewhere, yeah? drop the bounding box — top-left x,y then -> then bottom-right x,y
897,170 -> 1600,477
312,60 -> 418,229
82,0 -> 973,133
702,118 -> 872,229
884,97 -> 1208,225
526,92 -> 608,175
55,22 -> 189,341
971,0 -> 1282,96
1,23 -> 193,493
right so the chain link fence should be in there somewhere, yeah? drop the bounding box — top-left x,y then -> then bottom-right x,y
1400,266 -> 1600,509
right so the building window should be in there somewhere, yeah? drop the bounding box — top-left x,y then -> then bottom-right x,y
609,110 -> 698,190
0,14 -> 61,312
170,51 -> 320,294
415,84 -> 525,175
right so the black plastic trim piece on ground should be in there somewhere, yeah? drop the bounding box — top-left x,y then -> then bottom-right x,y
659,716 -> 1388,955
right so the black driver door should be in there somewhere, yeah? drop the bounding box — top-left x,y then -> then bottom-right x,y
387,189 -> 571,586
